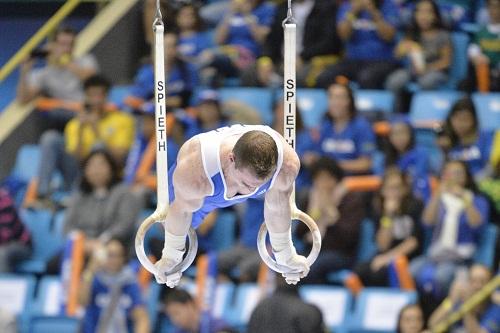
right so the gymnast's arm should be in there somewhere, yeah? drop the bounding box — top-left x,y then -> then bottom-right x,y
264,145 -> 300,234
164,138 -> 212,237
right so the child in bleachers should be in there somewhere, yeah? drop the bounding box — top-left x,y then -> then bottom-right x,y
354,168 -> 424,287
302,80 -> 376,175
386,0 -> 452,113
443,97 -> 494,179
411,160 -> 490,301
297,157 -> 367,284
384,118 -> 431,201
79,237 -> 150,333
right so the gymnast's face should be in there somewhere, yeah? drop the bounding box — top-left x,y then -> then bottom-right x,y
228,153 -> 268,194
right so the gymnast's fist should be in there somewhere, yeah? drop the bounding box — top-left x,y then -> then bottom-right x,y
274,247 -> 310,285
154,230 -> 187,288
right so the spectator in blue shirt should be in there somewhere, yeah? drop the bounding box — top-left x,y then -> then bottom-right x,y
125,32 -> 198,111
303,81 -> 376,175
163,289 -> 231,333
79,237 -> 150,333
443,97 -> 494,179
411,160 -> 489,300
175,3 -> 213,66
316,0 -> 400,89
200,0 -> 275,86
384,118 -> 431,201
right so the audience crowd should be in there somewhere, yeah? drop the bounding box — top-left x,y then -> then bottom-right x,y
1,0 -> 499,332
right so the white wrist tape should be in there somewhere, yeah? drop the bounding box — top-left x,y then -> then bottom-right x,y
164,229 -> 186,252
269,229 -> 293,252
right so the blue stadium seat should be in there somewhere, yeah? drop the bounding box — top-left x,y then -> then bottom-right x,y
409,91 -> 463,124
218,87 -> 274,125
474,224 -> 499,269
355,90 -> 395,114
447,32 -> 470,89
29,316 -> 80,333
32,276 -> 62,317
225,283 -> 262,329
299,286 -> 352,333
11,145 -> 40,183
17,209 -> 64,274
145,280 -> 162,329
109,84 -> 132,107
0,274 -> 36,333
358,218 -> 378,262
472,93 -> 500,131
210,210 -> 237,252
296,88 -> 328,128
349,288 -> 417,333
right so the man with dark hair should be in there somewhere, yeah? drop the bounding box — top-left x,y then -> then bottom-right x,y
154,124 -> 310,287
163,289 -> 230,333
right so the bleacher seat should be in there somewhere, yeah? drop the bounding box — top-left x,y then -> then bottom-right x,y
32,276 -> 62,317
29,316 -> 79,333
409,91 -> 463,125
355,90 -> 395,114
0,274 -> 36,333
447,32 -> 470,89
218,88 -> 274,125
109,85 -> 132,107
299,286 -> 352,333
11,145 -> 40,183
296,88 -> 328,128
474,224 -> 499,269
472,93 -> 500,131
17,209 -> 64,274
349,288 -> 417,333
358,218 -> 378,262
225,283 -> 262,329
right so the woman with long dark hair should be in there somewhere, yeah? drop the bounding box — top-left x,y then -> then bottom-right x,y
443,97 -> 494,178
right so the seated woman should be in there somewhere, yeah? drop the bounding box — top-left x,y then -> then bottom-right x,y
354,168 -> 424,287
410,160 -> 490,301
302,80 -> 376,175
383,117 -> 431,201
386,0 -> 452,113
443,97 -> 494,179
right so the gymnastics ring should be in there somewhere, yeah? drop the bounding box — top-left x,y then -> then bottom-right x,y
135,212 -> 198,277
257,207 -> 321,273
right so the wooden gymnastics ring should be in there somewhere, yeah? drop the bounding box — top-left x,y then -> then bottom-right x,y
257,207 -> 321,273
135,211 -> 198,277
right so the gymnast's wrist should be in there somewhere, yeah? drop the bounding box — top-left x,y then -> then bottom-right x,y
269,229 -> 294,253
164,229 -> 186,252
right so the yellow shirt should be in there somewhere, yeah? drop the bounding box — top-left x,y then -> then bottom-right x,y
65,110 -> 135,157
491,130 -> 500,169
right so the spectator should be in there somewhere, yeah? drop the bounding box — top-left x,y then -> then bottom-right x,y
443,97 -> 494,179
316,0 -> 399,89
200,0 -> 275,86
247,278 -> 325,333
396,303 -> 427,333
248,0 -> 342,88
182,90 -> 230,139
79,237 -> 150,333
410,160 -> 489,300
33,75 -> 135,206
143,0 -> 176,46
461,0 -> 500,92
175,3 -> 212,66
428,264 -> 492,332
16,26 -> 99,131
297,157 -> 366,284
0,188 -> 32,273
302,81 -> 376,175
125,32 -> 198,112
63,149 -> 142,257
163,289 -> 230,333
383,118 -> 431,201
354,168 -> 424,287
463,289 -> 500,333
478,159 -> 500,225
386,0 -> 452,113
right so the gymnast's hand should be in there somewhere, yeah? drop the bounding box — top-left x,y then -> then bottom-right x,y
154,230 -> 187,288
274,247 -> 310,285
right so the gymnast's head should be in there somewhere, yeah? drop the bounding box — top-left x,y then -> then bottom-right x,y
230,130 -> 278,182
